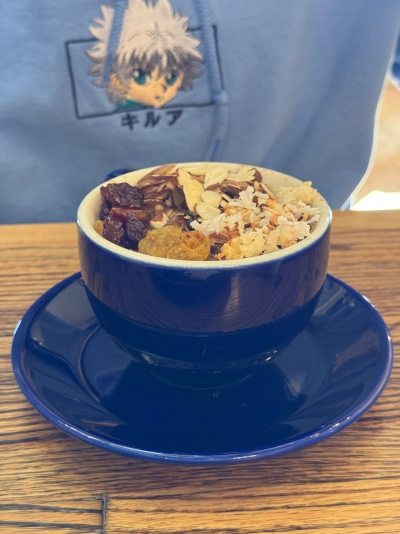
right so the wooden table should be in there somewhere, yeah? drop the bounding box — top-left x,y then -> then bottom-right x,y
1,211 -> 399,533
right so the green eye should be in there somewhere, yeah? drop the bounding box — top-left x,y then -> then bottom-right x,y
132,69 -> 149,85
165,72 -> 178,86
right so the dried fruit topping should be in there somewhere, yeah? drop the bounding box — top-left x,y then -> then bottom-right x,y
138,226 -> 210,261
125,217 -> 147,246
100,182 -> 143,209
93,219 -> 103,236
103,217 -> 125,246
110,207 -> 151,222
99,201 -> 112,221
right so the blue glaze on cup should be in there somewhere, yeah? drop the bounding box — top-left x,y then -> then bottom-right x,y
77,164 -> 331,385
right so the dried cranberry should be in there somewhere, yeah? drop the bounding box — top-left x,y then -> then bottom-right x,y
103,216 -> 125,246
125,216 -> 147,247
100,182 -> 143,209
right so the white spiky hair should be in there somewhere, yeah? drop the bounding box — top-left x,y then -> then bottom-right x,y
87,0 -> 203,68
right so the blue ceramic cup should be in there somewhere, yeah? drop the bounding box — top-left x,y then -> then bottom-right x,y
77,163 -> 331,387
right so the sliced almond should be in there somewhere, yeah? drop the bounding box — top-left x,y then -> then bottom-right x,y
182,165 -> 211,176
204,167 -> 229,190
177,168 -> 192,188
141,185 -> 159,196
150,212 -> 169,229
156,182 -> 167,192
136,175 -> 167,189
165,180 -> 178,191
220,192 -> 233,201
153,163 -> 176,176
195,202 -> 221,220
183,179 -> 204,212
220,199 -> 229,208
236,165 -> 254,174
220,180 -> 249,195
226,173 -> 255,183
201,190 -> 222,208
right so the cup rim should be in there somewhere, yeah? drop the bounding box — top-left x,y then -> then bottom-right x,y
77,162 -> 332,270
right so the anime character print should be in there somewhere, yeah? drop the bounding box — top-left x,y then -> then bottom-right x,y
87,0 -> 204,110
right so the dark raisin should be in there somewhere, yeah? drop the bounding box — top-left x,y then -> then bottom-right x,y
110,206 -> 151,222
99,200 -> 112,220
100,182 -> 144,209
103,216 -> 125,246
125,217 -> 147,247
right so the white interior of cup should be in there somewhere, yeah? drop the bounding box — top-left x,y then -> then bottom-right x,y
77,162 -> 332,269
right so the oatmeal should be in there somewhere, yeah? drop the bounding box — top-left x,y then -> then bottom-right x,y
96,163 -> 320,260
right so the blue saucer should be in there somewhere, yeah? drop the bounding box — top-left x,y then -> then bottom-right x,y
12,273 -> 392,465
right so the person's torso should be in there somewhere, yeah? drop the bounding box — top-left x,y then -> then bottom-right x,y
1,0 -> 400,222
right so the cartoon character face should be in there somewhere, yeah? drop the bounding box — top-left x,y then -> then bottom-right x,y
87,0 -> 203,109
109,67 -> 185,108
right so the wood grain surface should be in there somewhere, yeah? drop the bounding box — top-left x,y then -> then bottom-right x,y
0,212 -> 399,533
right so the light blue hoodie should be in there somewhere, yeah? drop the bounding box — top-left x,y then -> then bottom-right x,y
1,0 -> 399,223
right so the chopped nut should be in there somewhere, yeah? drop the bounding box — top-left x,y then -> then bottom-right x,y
201,190 -> 222,208
141,189 -> 169,203
183,179 -> 204,212
152,163 -> 176,176
183,165 -> 211,176
155,182 -> 167,192
204,166 -> 229,190
195,202 -> 221,220
226,174 -> 255,183
220,192 -> 233,202
166,180 -> 179,190
228,167 -> 255,183
150,211 -> 169,229
177,168 -> 192,187
136,175 -> 167,190
98,163 -> 320,261
220,180 -> 249,195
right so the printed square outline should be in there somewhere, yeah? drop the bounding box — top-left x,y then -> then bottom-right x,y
65,26 -> 223,120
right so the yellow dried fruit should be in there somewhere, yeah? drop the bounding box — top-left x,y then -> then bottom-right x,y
138,226 -> 210,260
94,219 -> 104,236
